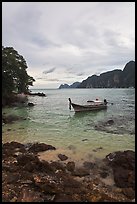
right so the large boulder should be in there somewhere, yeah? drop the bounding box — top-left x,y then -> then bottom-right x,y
28,143 -> 56,153
106,150 -> 135,189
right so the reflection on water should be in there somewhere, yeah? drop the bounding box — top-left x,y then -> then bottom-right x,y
73,108 -> 107,118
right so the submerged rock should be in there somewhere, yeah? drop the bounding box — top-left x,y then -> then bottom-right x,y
94,116 -> 135,135
2,114 -> 25,124
28,102 -> 34,107
106,119 -> 114,125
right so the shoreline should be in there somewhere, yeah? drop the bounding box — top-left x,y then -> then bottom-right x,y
2,124 -> 135,164
2,141 -> 135,202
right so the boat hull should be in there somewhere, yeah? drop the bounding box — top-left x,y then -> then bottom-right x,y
71,103 -> 107,112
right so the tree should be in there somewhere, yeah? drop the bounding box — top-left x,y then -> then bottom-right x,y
2,46 -> 35,98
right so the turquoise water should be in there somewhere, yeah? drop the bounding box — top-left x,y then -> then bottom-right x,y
2,88 -> 135,162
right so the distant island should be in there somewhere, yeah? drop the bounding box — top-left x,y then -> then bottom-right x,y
59,82 -> 81,89
59,61 -> 135,89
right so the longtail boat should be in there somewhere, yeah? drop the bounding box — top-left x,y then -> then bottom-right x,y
68,98 -> 107,112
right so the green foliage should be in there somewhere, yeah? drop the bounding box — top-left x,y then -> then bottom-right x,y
2,46 -> 35,97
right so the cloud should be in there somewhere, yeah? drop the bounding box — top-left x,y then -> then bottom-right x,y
2,2 -> 135,88
36,77 -> 61,82
42,67 -> 56,75
77,72 -> 85,76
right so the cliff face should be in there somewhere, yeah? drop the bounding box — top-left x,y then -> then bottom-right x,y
58,61 -> 135,89
78,61 -> 135,88
78,70 -> 123,88
121,61 -> 135,88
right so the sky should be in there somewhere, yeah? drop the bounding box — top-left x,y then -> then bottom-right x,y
2,2 -> 135,89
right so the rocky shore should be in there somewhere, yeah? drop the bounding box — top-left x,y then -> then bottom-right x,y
2,92 -> 46,108
2,141 -> 135,202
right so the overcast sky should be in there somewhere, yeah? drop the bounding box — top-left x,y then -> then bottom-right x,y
2,2 -> 135,89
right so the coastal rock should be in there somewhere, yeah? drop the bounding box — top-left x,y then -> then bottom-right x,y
17,188 -> 45,202
33,174 -> 61,194
50,161 -> 66,172
83,161 -> 95,170
17,154 -> 39,166
106,150 -> 135,171
2,142 -> 134,202
3,141 -> 25,150
2,142 -> 26,158
28,102 -> 34,106
106,119 -> 114,125
28,143 -> 56,153
54,194 -> 76,202
58,154 -> 68,161
106,150 -> 135,189
99,171 -> 109,178
114,168 -> 135,189
28,92 -> 46,97
37,92 -> 46,96
66,161 -> 75,172
122,187 -> 135,199
72,168 -> 90,177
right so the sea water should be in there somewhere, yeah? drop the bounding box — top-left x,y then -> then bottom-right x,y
2,88 -> 135,163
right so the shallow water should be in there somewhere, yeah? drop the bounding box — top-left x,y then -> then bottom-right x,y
2,88 -> 135,162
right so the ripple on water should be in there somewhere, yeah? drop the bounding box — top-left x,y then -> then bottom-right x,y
2,89 -> 135,161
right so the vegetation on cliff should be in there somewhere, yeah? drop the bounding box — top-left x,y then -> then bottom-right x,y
59,61 -> 135,89
78,61 -> 135,88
